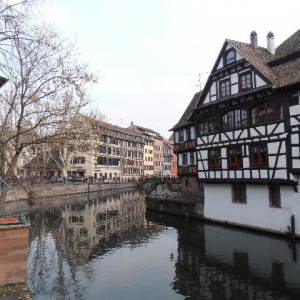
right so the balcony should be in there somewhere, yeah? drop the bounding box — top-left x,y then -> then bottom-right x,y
178,165 -> 197,176
174,140 -> 196,153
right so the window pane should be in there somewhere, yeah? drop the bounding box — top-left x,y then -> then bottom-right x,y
226,50 -> 235,65
232,185 -> 247,203
269,185 -> 281,207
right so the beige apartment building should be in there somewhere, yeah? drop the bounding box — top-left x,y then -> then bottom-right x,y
143,138 -> 154,177
68,120 -> 144,181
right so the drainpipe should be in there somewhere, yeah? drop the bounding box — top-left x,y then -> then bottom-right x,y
290,214 -> 295,238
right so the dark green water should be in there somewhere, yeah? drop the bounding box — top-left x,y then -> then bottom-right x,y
27,190 -> 300,299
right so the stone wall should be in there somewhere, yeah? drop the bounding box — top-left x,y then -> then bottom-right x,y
7,182 -> 137,201
145,197 -> 204,220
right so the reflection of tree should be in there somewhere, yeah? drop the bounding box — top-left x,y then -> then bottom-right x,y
28,209 -> 86,299
27,190 -> 165,299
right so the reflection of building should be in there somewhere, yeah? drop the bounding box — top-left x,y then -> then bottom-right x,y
148,212 -> 300,299
59,190 -> 163,266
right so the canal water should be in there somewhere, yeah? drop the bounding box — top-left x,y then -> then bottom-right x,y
26,189 -> 300,300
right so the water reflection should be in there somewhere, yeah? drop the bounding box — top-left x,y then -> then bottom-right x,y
27,190 -> 300,300
147,212 -> 300,300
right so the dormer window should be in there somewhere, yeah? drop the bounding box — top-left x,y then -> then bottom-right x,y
225,50 -> 236,65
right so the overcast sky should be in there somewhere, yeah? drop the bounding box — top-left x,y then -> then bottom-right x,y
43,0 -> 299,138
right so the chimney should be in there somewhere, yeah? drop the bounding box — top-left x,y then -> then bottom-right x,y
250,30 -> 258,48
267,31 -> 275,55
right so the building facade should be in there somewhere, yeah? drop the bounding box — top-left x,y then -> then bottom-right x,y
189,30 -> 300,237
68,121 -> 144,181
128,122 -> 165,179
171,92 -> 203,195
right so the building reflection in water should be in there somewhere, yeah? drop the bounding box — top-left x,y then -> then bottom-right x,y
27,190 -> 300,299
28,190 -> 164,298
147,212 -> 300,300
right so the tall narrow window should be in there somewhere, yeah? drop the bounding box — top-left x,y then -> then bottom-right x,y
269,185 -> 281,207
178,130 -> 184,142
228,146 -> 243,169
182,153 -> 188,165
240,72 -> 252,91
232,184 -> 247,203
289,93 -> 299,107
190,151 -> 195,165
220,79 -> 230,98
250,144 -> 268,168
208,149 -> 221,169
186,127 -> 192,140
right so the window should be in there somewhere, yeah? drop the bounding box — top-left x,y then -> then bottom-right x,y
208,149 -> 221,169
251,101 -> 283,125
72,157 -> 85,164
97,156 -> 107,165
186,128 -> 192,140
225,50 -> 236,65
185,179 -> 190,187
178,130 -> 184,142
198,116 -> 219,135
250,144 -> 268,168
240,72 -> 252,91
222,109 -> 247,130
227,146 -> 243,169
269,185 -> 281,207
220,79 -> 230,98
232,184 -> 247,203
289,93 -> 299,107
190,151 -> 195,165
182,153 -> 188,165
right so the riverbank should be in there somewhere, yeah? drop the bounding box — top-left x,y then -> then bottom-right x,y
145,184 -> 300,240
5,181 -> 137,202
2,182 -> 138,217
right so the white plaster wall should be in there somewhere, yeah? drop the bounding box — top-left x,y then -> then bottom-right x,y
236,51 -> 243,61
174,131 -> 179,143
204,93 -> 210,104
204,184 -> 300,236
178,153 -> 182,166
211,82 -> 216,96
190,126 -> 195,139
255,74 -> 267,88
289,102 -> 300,116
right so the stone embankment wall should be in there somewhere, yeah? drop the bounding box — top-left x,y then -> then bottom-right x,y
145,184 -> 204,219
6,182 -> 137,201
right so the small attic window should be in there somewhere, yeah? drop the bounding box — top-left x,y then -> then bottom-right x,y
225,50 -> 236,65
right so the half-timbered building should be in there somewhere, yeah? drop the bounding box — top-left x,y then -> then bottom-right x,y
171,91 -> 203,195
191,30 -> 300,237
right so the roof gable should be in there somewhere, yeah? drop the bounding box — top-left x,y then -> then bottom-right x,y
171,91 -> 202,131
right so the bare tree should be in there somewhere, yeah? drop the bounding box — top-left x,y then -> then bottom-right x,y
0,1 -> 97,202
39,110 -> 106,178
